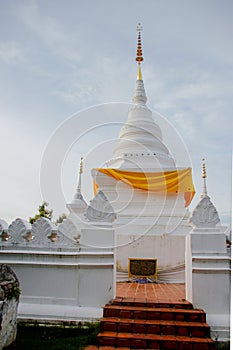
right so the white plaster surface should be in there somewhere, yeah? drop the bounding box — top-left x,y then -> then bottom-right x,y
185,228 -> 230,341
92,169 -> 191,281
0,216 -> 116,323
18,303 -> 103,323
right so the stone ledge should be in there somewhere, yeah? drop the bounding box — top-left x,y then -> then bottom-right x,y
18,303 -> 103,324
192,268 -> 231,273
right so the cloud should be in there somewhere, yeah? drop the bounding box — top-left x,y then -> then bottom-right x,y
17,0 -> 81,64
51,82 -> 101,107
146,64 -> 232,145
0,0 -> 231,226
0,42 -> 24,64
0,112 -> 49,222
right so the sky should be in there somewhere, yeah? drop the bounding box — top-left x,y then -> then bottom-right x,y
0,0 -> 232,226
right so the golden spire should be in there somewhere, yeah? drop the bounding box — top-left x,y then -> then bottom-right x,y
79,157 -> 83,174
136,23 -> 143,80
202,158 -> 207,179
77,157 -> 83,193
201,158 -> 208,197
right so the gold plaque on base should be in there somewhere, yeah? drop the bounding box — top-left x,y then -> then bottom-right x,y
128,258 -> 158,281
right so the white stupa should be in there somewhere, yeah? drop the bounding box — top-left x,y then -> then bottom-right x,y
91,24 -> 195,282
107,38 -> 175,171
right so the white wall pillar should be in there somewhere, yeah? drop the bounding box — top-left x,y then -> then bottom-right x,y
78,190 -> 117,308
185,195 -> 231,341
78,225 -> 116,307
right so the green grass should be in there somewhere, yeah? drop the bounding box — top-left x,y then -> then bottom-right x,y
6,323 -> 100,350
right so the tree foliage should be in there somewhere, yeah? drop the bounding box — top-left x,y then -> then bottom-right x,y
55,213 -> 67,225
29,201 -> 53,224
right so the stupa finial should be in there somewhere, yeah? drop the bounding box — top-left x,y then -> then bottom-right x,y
136,23 -> 143,80
79,157 -> 83,175
77,157 -> 83,191
202,158 -> 207,179
67,156 -> 87,212
133,23 -> 147,104
201,158 -> 208,197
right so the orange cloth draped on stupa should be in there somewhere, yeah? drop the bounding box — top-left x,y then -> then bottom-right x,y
93,168 -> 195,207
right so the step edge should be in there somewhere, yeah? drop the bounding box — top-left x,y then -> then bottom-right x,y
98,332 -> 215,342
100,317 -> 210,327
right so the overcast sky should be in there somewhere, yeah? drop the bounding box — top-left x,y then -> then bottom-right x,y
0,0 -> 232,225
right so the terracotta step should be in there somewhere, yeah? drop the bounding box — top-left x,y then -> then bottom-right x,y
113,298 -> 193,309
99,298 -> 215,349
98,332 -> 215,349
84,347 -> 130,350
103,305 -> 206,323
100,317 -> 210,337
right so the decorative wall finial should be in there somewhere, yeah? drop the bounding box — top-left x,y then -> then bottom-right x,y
79,157 -> 83,175
136,23 -> 143,80
74,157 -> 84,198
202,158 -> 207,179
201,158 -> 208,197
190,157 -> 220,228
77,157 -> 83,193
85,191 -> 117,223
67,156 -> 87,212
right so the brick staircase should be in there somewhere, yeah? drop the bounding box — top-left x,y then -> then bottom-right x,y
97,298 -> 215,349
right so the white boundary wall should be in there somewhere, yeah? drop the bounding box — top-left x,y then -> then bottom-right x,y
0,217 -> 115,323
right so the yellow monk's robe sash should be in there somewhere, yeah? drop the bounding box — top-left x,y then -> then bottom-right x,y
94,168 -> 195,207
